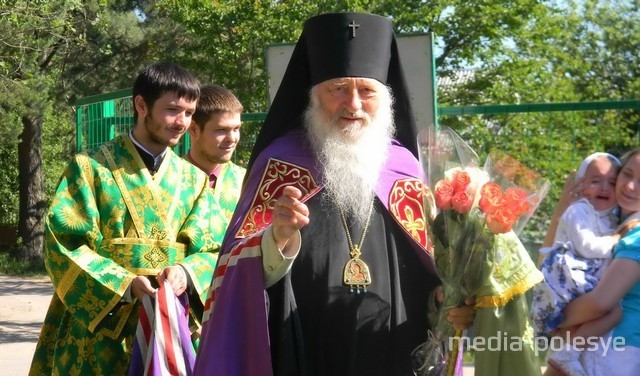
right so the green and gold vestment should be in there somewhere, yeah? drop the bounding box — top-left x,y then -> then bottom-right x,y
212,161 -> 245,229
30,134 -> 223,375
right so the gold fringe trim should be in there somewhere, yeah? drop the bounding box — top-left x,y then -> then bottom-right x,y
475,271 -> 543,309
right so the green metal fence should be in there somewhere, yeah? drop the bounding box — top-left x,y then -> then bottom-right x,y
75,88 -> 135,152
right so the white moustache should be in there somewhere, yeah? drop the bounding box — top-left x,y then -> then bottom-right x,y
337,109 -> 369,120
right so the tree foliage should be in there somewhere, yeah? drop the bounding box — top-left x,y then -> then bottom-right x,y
1,0 -> 640,259
0,0 -> 149,259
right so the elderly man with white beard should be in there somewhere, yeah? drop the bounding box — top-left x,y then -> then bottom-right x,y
194,12 -> 475,376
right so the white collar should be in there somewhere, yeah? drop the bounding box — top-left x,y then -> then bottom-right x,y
129,130 -> 168,165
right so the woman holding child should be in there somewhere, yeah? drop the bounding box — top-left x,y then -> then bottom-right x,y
544,147 -> 640,376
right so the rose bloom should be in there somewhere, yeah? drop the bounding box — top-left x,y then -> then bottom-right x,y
450,170 -> 471,192
444,167 -> 465,183
451,190 -> 473,214
435,180 -> 454,210
465,167 -> 491,205
504,187 -> 530,216
479,182 -> 505,214
443,167 -> 490,207
486,208 -> 517,234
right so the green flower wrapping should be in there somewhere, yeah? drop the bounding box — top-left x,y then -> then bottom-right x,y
432,208 -> 497,338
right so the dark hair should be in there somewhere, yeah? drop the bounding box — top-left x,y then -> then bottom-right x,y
132,62 -> 200,122
192,84 -> 243,130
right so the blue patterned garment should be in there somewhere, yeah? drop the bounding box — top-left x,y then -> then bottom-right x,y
530,242 -> 610,336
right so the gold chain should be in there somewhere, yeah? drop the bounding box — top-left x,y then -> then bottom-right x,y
339,201 -> 375,293
338,201 -> 375,258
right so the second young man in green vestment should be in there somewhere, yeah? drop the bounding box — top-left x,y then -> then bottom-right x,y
186,84 -> 246,230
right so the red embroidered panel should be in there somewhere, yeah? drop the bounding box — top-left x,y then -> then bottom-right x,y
388,178 -> 435,252
235,158 -> 321,238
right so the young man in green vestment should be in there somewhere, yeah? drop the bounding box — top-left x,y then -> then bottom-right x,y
186,84 -> 246,232
29,62 -> 224,375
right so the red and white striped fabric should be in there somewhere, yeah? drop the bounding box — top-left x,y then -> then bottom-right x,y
201,234 -> 263,324
129,280 -> 195,376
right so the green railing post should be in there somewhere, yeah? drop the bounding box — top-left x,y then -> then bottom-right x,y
76,106 -> 83,152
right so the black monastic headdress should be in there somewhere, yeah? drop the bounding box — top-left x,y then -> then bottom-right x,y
247,12 -> 418,170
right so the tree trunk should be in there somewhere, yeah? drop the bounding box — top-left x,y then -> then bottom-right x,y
12,115 -> 46,261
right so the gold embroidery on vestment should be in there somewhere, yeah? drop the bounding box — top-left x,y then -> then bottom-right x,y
101,237 -> 187,250
89,278 -> 136,340
149,225 -> 168,240
57,262 -> 82,300
475,267 -> 543,308
144,246 -> 168,268
164,161 -> 182,238
235,158 -> 321,238
102,144 -> 145,238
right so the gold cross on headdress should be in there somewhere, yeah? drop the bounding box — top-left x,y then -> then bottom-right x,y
348,20 -> 360,38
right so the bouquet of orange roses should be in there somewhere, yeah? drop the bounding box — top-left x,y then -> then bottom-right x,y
412,126 -> 549,376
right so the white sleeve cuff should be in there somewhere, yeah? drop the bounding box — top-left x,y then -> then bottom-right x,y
262,225 -> 300,288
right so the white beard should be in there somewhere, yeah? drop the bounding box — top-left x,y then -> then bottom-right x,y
304,86 -> 395,223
